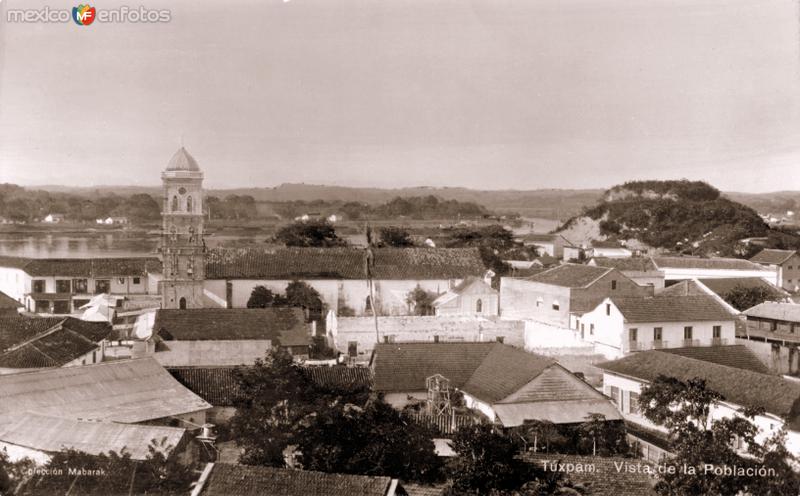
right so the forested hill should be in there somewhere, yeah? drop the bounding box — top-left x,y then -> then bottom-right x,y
558,180 -> 800,257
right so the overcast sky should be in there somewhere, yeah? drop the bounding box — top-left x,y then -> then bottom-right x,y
1,0 -> 799,192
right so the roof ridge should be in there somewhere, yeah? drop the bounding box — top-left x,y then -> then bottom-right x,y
2,319 -> 66,353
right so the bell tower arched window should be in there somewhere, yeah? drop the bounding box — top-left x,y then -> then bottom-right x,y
171,196 -> 178,212
186,196 -> 193,213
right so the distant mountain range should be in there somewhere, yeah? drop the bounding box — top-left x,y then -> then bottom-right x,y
28,183 -> 800,221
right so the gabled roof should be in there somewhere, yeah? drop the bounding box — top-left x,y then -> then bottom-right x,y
652,256 -> 769,272
0,291 -> 21,310
204,247 -> 486,280
154,307 -> 308,346
0,357 -> 211,423
750,249 -> 798,265
522,454 -> 657,496
197,463 -> 395,496
0,413 -> 186,461
661,345 -> 771,374
590,257 -> 658,272
743,302 -> 800,323
598,351 -> 800,421
0,318 -> 112,369
611,295 -> 735,323
0,315 -> 63,351
433,277 -> 496,307
461,345 -> 554,403
657,279 -> 707,297
698,277 -> 789,298
0,256 -> 161,277
168,367 -> 243,406
524,264 -> 612,288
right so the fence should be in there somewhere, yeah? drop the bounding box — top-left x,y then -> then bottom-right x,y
403,411 -> 481,435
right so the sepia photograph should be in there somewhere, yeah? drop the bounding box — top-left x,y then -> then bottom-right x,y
1,0 -> 800,494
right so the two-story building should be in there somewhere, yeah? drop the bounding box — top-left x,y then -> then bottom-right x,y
499,264 -> 653,327
740,302 -> 800,375
578,295 -> 737,359
750,249 -> 800,292
599,349 -> 800,460
0,256 -> 162,315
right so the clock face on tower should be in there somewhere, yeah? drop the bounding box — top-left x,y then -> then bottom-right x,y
178,187 -> 187,194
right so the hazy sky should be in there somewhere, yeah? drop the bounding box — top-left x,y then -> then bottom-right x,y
1,0 -> 799,192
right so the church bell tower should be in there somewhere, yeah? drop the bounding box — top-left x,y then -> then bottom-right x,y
159,147 -> 205,309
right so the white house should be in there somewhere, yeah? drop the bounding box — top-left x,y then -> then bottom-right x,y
652,256 -> 778,286
587,241 -> 632,259
373,342 -> 621,426
599,349 -> 800,460
578,295 -> 737,359
433,276 -> 498,317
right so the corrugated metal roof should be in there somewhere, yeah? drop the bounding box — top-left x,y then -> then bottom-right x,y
0,358 -> 211,423
750,249 -> 797,265
744,302 -> 800,322
0,413 -> 186,460
653,256 -> 769,271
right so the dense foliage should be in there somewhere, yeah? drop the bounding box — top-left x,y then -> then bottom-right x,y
230,348 -> 441,483
722,284 -> 784,312
277,195 -> 489,221
406,285 -> 437,316
639,375 -> 800,496
377,226 -> 414,247
0,184 -> 161,224
275,219 -> 348,247
561,180 -> 800,257
3,443 -> 195,496
246,281 -> 325,322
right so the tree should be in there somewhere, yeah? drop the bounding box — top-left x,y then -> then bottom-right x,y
310,335 -> 336,359
406,285 -> 437,316
285,280 -> 325,321
247,285 -> 278,308
639,375 -> 800,495
296,399 -> 444,484
378,226 -> 414,247
723,284 -> 783,312
275,219 -> 347,247
447,424 -> 541,494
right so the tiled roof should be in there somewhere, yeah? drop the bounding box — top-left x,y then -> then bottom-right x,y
611,295 -> 735,323
525,264 -> 612,288
402,484 -> 446,496
652,256 -> 769,271
0,315 -> 62,351
698,278 -> 789,298
155,307 -> 308,346
0,256 -> 161,277
0,357 -> 211,423
590,257 -> 658,272
370,248 -> 486,279
598,351 -> 800,420
198,463 -> 394,496
205,247 -> 486,280
750,249 -> 797,265
743,302 -> 800,322
206,247 -> 366,279
448,276 -> 496,296
0,413 -> 186,461
522,453 -> 657,496
0,291 -> 21,310
661,345 -> 770,374
167,367 -> 242,406
0,318 -> 111,369
373,342 -> 556,403
303,366 -> 373,391
657,280 -> 707,297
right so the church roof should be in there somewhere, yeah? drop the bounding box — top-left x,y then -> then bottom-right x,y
166,147 -> 201,172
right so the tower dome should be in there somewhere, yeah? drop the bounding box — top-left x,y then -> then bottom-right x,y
165,147 -> 201,172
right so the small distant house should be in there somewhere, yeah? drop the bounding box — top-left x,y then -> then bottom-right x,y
588,257 -> 664,290
42,214 -> 64,224
578,295 -> 737,359
433,276 -> 498,317
191,463 -> 403,496
520,234 -> 574,259
599,350 -> 800,459
372,342 -> 621,426
499,264 -> 652,327
652,256 -> 778,286
750,249 -> 800,292
152,307 -> 311,364
587,241 -> 632,259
